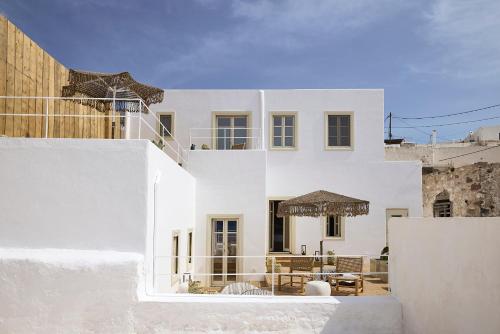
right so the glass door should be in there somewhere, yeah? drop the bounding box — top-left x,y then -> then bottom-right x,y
211,218 -> 239,286
216,115 -> 248,150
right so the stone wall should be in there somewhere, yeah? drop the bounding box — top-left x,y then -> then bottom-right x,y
422,162 -> 500,217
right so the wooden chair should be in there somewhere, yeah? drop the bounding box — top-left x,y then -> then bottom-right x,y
278,257 -> 314,293
231,142 -> 246,150
328,256 -> 364,296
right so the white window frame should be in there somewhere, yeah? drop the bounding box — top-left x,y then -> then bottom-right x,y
323,215 -> 345,240
324,112 -> 354,150
157,112 -> 175,140
269,112 -> 298,150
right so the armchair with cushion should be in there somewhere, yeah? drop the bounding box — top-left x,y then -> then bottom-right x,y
328,256 -> 364,296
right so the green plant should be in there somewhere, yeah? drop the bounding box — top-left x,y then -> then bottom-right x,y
327,250 -> 336,265
380,246 -> 389,261
188,281 -> 205,294
152,139 -> 165,150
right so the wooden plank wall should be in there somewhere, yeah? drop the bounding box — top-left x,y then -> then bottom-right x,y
0,16 -> 113,138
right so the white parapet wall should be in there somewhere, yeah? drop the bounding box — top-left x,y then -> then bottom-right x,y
389,217 -> 500,334
0,138 -> 196,294
0,138 -> 150,252
0,248 -> 402,334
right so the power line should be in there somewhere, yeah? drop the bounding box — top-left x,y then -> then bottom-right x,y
392,115 -> 500,129
393,103 -> 500,120
439,145 -> 500,161
388,118 -> 432,138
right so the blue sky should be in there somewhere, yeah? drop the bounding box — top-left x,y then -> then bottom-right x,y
1,0 -> 499,143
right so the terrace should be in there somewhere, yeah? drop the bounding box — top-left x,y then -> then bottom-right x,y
154,254 -> 389,297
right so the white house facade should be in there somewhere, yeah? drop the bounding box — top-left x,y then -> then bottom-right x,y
145,89 -> 423,292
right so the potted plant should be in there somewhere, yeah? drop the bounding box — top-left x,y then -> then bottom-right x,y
152,139 -> 165,150
327,250 -> 336,265
370,246 -> 389,283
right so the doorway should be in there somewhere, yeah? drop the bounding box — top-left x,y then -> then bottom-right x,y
386,208 -> 409,246
211,218 -> 239,286
269,200 -> 291,253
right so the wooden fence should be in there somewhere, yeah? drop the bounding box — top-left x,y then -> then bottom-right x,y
0,16 -> 121,139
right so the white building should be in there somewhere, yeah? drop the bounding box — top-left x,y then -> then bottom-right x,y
385,124 -> 500,167
141,89 -> 423,292
0,88 -> 422,293
466,124 -> 500,142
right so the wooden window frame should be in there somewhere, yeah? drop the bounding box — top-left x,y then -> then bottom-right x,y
187,229 -> 193,267
157,112 -> 175,140
205,214 -> 245,287
324,112 -> 354,150
269,112 -> 298,150
323,215 -> 345,240
433,200 -> 452,217
171,230 -> 180,286
211,111 -> 252,150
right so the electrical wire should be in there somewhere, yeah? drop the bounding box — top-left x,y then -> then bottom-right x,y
393,104 -> 500,120
439,145 -> 500,161
391,115 -> 500,129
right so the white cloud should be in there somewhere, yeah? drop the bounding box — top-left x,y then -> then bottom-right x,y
231,0 -> 403,35
158,0 -> 405,85
415,0 -> 500,79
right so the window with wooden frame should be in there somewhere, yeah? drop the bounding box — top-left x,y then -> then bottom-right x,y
324,215 -> 344,239
172,232 -> 180,284
271,113 -> 296,149
187,231 -> 193,264
157,112 -> 175,139
433,200 -> 452,217
433,190 -> 452,217
325,113 -> 353,149
213,112 -> 251,150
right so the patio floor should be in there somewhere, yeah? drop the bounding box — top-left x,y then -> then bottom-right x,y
262,274 -> 389,296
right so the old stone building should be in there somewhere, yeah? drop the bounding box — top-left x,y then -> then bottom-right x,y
423,162 -> 500,217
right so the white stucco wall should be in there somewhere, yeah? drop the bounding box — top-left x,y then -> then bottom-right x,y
271,161 -> 422,257
472,125 -> 500,142
149,90 -> 262,150
147,143 -> 196,293
389,217 -> 500,334
153,89 -> 421,261
0,249 -> 403,334
0,138 -> 195,294
0,138 -> 149,252
187,150 -> 267,283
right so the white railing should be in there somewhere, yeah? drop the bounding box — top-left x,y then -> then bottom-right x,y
0,96 -> 188,166
153,254 -> 389,297
189,127 -> 262,150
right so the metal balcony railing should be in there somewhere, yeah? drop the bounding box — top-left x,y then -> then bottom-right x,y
189,127 -> 262,150
152,254 -> 389,297
0,96 -> 188,166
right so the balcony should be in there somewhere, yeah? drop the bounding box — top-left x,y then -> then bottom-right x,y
189,127 -> 263,151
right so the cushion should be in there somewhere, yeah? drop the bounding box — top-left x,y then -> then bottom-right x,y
305,280 -> 331,296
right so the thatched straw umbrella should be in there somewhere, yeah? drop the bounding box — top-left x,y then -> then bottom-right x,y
62,69 -> 164,113
277,190 -> 369,275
